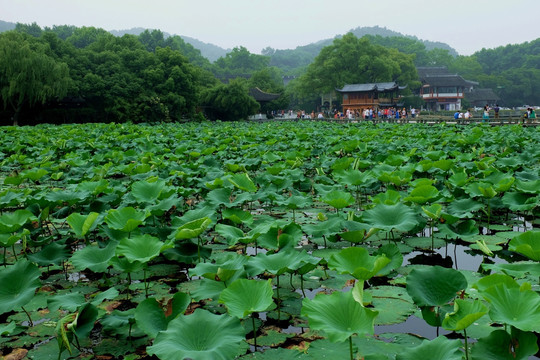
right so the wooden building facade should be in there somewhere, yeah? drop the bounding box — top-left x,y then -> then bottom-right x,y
335,82 -> 405,112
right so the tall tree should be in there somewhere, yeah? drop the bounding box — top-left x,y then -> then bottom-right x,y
296,33 -> 419,98
0,32 -> 71,125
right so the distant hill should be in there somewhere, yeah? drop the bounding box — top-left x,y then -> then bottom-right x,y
0,20 -> 457,63
0,20 -> 15,32
109,27 -> 229,62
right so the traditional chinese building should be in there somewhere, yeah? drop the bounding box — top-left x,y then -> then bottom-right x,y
335,82 -> 405,113
417,67 -> 477,111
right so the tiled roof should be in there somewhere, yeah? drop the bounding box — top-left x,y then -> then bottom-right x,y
249,87 -> 280,102
336,82 -> 400,93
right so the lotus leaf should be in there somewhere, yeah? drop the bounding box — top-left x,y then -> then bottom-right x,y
105,207 -> 147,233
147,309 -> 244,360
116,233 -> 165,263
0,260 -> 41,315
470,329 -> 539,360
301,290 -> 378,343
27,241 -> 70,266
508,231 -> 540,261
228,172 -> 257,192
404,185 -> 439,204
480,283 -> 540,332
219,279 -> 274,318
174,217 -> 212,240
321,190 -> 355,210
406,266 -> 467,307
501,192 -> 538,212
66,212 -> 100,238
135,293 -> 191,338
328,247 -> 390,281
362,203 -> 418,232
131,178 -> 166,203
71,241 -> 117,273
396,336 -> 462,360
441,298 -> 488,331
0,209 -> 34,233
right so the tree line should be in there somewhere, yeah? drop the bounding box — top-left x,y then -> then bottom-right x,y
1,23 -> 538,124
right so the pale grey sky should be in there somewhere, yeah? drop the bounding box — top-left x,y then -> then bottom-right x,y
2,0 -> 539,55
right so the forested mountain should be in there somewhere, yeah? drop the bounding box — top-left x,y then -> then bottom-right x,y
0,19 -> 539,125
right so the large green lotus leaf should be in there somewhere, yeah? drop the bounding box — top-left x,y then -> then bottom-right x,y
131,178 -> 166,203
480,284 -> 540,332
215,223 -> 245,245
465,182 -> 497,199
438,220 -> 478,240
508,231 -> 540,261
134,297 -> 168,338
228,172 -> 257,192
481,262 -> 540,278
0,321 -> 16,336
66,212 -> 100,238
501,192 -> 538,212
406,266 -> 467,307
473,273 -> 519,293
105,207 -> 147,233
371,189 -> 401,205
446,198 -> 483,218
305,338 -> 354,359
72,303 -> 98,339
189,253 -> 248,282
147,308 -> 245,360
333,169 -> 374,187
441,298 -> 488,331
471,329 -> 538,360
71,241 -> 117,273
0,260 -> 41,315
301,290 -> 378,343
222,208 -> 253,225
373,243 -> 403,276
45,189 -> 91,205
362,203 -> 418,232
174,217 -> 212,240
0,209 -> 34,233
47,292 -> 86,312
328,247 -> 390,281
396,336 -> 462,360
21,168 -> 48,181
279,195 -> 312,211
403,185 -> 440,204
369,285 -> 415,325
321,190 -> 355,209
27,241 -> 70,266
422,203 -> 442,220
447,170 -> 470,188
189,278 -> 226,301
257,222 -> 303,250
246,249 -> 313,277
109,256 -> 144,273
116,233 -> 164,264
219,279 -> 274,319
514,179 -> 540,194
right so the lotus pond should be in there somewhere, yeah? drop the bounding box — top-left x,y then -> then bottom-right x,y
0,121 -> 539,360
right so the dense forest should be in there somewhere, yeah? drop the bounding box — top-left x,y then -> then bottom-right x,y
0,21 -> 539,125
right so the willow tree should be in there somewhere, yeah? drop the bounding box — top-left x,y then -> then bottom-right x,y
0,31 -> 71,125
295,33 -> 420,98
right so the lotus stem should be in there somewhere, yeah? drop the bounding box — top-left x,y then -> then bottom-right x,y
252,315 -> 257,351
300,274 -> 306,298
349,335 -> 353,360
463,328 -> 469,360
21,306 -> 33,327
289,272 -> 295,291
12,245 -> 17,261
276,275 -> 281,320
144,268 -> 149,298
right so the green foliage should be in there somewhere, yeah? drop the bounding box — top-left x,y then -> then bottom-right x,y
200,79 -> 259,120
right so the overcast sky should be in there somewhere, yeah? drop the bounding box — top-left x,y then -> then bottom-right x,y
2,0 -> 539,55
